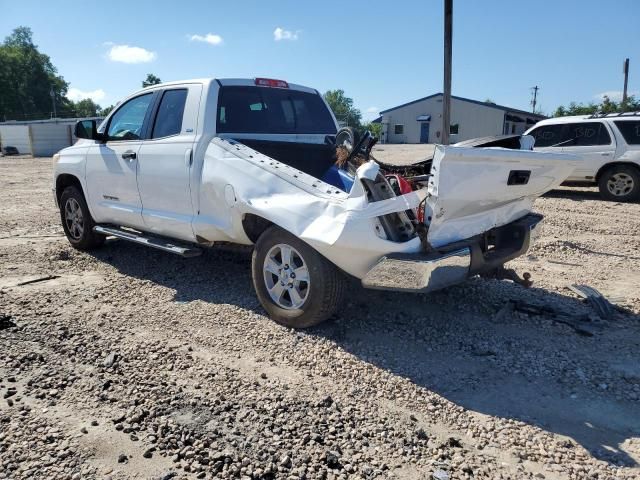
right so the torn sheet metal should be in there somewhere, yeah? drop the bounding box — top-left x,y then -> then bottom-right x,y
568,284 -> 615,320
192,138 -> 578,279
193,138 -> 422,278
426,145 -> 577,248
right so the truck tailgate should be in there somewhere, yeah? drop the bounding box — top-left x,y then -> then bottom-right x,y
426,145 -> 577,247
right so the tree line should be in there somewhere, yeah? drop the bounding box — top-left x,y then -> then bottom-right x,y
1,25 -> 636,125
0,27 -> 162,121
553,95 -> 639,117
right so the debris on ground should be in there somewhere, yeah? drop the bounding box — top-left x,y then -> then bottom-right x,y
568,283 -> 615,320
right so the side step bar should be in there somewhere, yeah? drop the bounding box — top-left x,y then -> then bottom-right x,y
94,225 -> 202,258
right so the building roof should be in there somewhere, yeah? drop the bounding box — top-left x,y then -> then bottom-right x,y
379,93 -> 546,119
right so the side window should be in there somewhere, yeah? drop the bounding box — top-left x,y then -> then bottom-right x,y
152,89 -> 188,138
564,122 -> 611,146
614,121 -> 640,145
529,124 -> 567,147
107,93 -> 153,141
394,124 -> 404,135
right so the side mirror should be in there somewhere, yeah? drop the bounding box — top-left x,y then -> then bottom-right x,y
74,120 -> 104,141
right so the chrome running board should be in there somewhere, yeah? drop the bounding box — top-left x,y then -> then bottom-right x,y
94,225 -> 202,258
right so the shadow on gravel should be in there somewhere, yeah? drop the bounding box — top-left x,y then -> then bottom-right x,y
311,282 -> 640,468
90,239 -> 261,309
543,188 -> 604,202
88,240 -> 640,468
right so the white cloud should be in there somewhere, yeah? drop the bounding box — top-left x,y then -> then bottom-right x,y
274,27 -> 299,41
67,88 -> 106,102
365,106 -> 379,113
107,44 -> 156,63
189,33 -> 224,46
594,90 -> 638,102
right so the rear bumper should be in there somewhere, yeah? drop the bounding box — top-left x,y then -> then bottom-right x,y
361,213 -> 542,293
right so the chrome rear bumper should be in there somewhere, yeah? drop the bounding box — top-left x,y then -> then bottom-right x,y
362,248 -> 471,292
362,213 -> 542,293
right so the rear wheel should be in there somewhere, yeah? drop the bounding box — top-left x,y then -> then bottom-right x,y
598,165 -> 640,202
251,226 -> 344,328
59,186 -> 105,250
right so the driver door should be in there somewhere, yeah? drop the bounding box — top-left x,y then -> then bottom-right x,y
85,92 -> 156,228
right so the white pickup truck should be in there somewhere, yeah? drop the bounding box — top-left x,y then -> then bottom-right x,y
53,77 -> 574,328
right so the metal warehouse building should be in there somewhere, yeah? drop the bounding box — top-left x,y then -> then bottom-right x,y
377,93 -> 545,144
0,117 -> 102,156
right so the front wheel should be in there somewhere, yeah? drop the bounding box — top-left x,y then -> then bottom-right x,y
598,165 -> 640,202
59,186 -> 105,250
251,226 -> 345,328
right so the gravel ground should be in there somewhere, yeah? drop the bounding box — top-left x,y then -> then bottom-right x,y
1,152 -> 639,480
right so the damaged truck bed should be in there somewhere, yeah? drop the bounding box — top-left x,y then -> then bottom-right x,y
54,77 -> 576,328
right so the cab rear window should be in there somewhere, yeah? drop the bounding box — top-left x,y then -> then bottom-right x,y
217,86 -> 336,135
614,120 -> 640,145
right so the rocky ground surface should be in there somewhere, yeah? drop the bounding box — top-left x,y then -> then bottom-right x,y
1,153 -> 639,480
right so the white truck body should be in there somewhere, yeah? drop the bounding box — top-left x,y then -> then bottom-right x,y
53,78 -> 576,326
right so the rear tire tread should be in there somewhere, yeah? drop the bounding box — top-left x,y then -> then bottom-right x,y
598,165 -> 640,202
251,225 -> 345,328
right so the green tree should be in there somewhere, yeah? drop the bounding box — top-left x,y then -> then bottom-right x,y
72,98 -> 100,117
142,73 -> 162,88
323,89 -> 362,129
99,105 -> 115,117
553,95 -> 640,117
0,26 -> 69,120
362,121 -> 382,138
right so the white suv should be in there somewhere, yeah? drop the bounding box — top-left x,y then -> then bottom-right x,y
525,113 -> 640,201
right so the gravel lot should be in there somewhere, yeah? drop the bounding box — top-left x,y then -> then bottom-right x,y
1,151 -> 639,480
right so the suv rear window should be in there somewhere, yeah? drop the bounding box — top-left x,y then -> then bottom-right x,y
614,120 -> 640,145
564,122 -> 611,146
529,124 -> 565,147
530,122 -> 611,147
217,86 -> 336,135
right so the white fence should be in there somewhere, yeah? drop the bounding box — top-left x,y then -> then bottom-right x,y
30,124 -> 73,156
0,118 -> 101,157
0,125 -> 31,154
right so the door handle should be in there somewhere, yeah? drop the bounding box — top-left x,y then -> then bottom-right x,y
122,151 -> 137,161
601,152 -> 611,156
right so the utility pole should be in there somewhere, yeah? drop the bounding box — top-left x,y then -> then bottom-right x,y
50,87 -> 57,119
622,58 -> 630,106
530,86 -> 539,114
441,0 -> 453,145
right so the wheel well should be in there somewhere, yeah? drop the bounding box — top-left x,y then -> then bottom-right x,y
55,174 -> 83,204
595,162 -> 640,182
242,214 -> 274,244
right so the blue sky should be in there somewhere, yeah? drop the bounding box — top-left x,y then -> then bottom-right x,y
2,0 -> 639,119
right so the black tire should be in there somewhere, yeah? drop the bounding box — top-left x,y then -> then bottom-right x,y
59,186 -> 105,250
598,165 -> 640,202
251,225 -> 345,328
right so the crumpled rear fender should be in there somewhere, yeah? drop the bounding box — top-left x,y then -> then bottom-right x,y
193,138 -> 423,278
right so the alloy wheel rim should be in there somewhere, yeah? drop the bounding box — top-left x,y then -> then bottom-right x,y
64,198 -> 84,240
607,173 -> 634,197
263,243 -> 310,309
